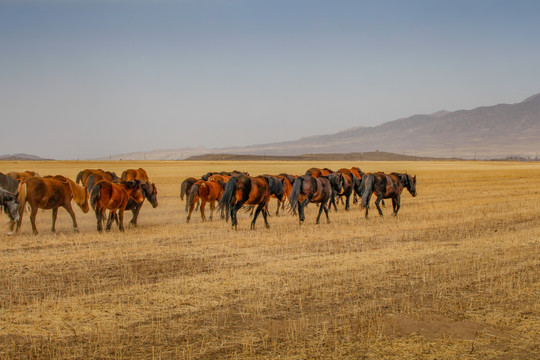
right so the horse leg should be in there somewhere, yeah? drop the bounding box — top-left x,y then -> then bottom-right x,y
393,196 -> 401,216
129,202 -> 142,227
353,192 -> 358,204
345,194 -> 351,211
323,202 -> 330,223
106,211 -> 115,231
95,208 -> 104,233
118,209 -> 125,232
30,206 -> 39,235
51,208 -> 58,233
375,196 -> 384,216
231,202 -> 242,230
250,204 -> 264,230
186,197 -> 196,223
298,204 -> 305,225
209,201 -> 215,221
316,202 -> 325,224
262,207 -> 270,229
275,200 -> 281,216
64,203 -> 78,232
200,199 -> 207,222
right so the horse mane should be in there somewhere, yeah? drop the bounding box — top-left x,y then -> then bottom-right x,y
65,177 -> 89,212
264,176 -> 284,199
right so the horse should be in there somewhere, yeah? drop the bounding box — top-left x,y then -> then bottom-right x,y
6,171 -> 40,181
268,173 -> 297,216
349,167 -> 365,204
288,174 -> 343,225
186,180 -> 226,223
76,169 -> 118,189
180,177 -> 200,212
90,179 -> 141,232
121,168 -> 149,182
0,187 -> 20,223
360,172 -> 417,218
118,168 -> 158,226
305,168 -> 334,178
218,175 -> 284,230
201,170 -> 248,181
0,172 -> 20,193
15,176 -> 89,235
332,169 -> 356,211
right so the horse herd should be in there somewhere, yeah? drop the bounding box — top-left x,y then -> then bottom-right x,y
0,166 -> 416,234
182,167 -> 417,230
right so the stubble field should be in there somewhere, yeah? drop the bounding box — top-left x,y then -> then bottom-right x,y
0,160 -> 539,359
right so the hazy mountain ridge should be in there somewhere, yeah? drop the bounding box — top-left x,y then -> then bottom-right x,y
102,93 -> 540,160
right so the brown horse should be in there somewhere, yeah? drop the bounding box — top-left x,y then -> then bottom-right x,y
76,169 -> 118,189
305,167 -> 334,178
7,171 -> 40,181
288,174 -> 343,225
90,179 -> 141,232
121,168 -> 149,182
268,173 -> 296,215
15,176 -> 89,235
118,168 -> 158,226
333,168 -> 356,211
360,172 -> 417,218
186,180 -> 226,223
218,175 -> 284,230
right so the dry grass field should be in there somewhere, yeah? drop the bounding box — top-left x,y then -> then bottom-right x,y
0,160 -> 538,359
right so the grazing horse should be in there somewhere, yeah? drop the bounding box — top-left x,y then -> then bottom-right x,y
349,167 -> 365,204
6,171 -> 40,181
289,174 -> 343,225
121,168 -> 149,182
360,172 -> 417,218
269,173 -> 297,216
90,179 -> 141,232
76,169 -> 118,189
0,187 -> 20,223
305,167 -> 334,178
218,175 -> 284,230
201,170 -> 248,181
186,180 -> 226,223
333,169 -> 356,211
0,172 -> 20,193
181,177 -> 200,212
15,176 -> 89,235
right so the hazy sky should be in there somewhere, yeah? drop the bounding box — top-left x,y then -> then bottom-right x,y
1,0 -> 539,159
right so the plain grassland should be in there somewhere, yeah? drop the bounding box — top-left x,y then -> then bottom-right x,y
0,160 -> 538,359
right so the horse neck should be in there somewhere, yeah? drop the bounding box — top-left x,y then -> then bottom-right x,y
68,180 -> 87,206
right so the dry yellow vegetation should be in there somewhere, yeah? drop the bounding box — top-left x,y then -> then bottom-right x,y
0,160 -> 538,359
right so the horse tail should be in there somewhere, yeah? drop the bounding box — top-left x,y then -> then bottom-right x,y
361,174 -> 375,209
90,182 -> 101,210
86,174 -> 97,192
218,176 -> 238,221
188,183 -> 199,210
288,176 -> 303,212
16,181 -> 28,215
180,179 -> 190,200
75,171 -> 83,184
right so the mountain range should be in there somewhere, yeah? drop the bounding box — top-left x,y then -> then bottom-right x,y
104,93 -> 540,160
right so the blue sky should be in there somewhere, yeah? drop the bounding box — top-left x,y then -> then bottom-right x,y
1,0 -> 539,159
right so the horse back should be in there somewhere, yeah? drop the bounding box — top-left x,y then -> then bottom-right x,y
21,177 -> 71,209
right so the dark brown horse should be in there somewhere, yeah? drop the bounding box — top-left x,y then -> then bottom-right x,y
181,177 -> 199,212
360,172 -> 417,218
288,174 -> 343,225
269,173 -> 297,215
1,187 -> 20,223
186,180 -> 226,223
333,168 -> 356,211
90,179 -> 141,232
218,175 -> 284,230
15,176 -> 89,234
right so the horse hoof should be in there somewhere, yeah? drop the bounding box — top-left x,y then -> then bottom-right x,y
6,232 -> 13,236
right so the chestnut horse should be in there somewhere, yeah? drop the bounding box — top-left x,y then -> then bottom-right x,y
288,174 -> 343,225
186,180 -> 226,223
90,179 -> 141,232
360,172 -> 417,218
1,187 -> 20,223
15,176 -> 89,235
218,175 -> 284,230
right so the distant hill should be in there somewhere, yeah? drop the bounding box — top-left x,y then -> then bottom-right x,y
186,151 -> 451,161
101,93 -> 540,160
0,153 -> 53,161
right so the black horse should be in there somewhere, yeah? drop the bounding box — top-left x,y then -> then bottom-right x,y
288,174 -> 343,224
1,187 -> 20,223
360,172 -> 417,218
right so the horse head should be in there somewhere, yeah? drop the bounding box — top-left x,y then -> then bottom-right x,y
327,173 -> 344,194
407,175 -> 417,197
141,181 -> 159,208
2,194 -> 20,223
265,176 -> 284,200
